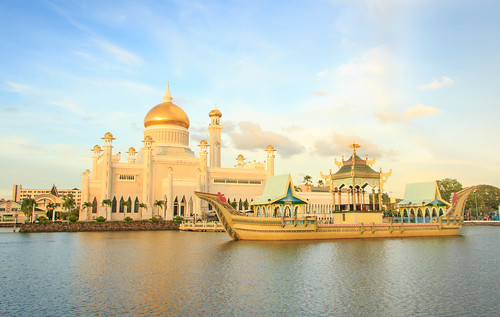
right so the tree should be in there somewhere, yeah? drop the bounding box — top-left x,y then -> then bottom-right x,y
318,179 -> 324,187
154,200 -> 165,218
21,198 -> 37,223
82,202 -> 93,220
303,175 -> 312,186
63,194 -> 75,217
138,203 -> 147,211
437,178 -> 463,202
120,200 -> 131,213
101,199 -> 112,220
46,202 -> 56,221
294,186 -> 302,192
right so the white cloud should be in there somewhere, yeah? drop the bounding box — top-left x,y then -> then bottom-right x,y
4,81 -> 32,94
374,103 -> 442,122
229,121 -> 305,156
96,40 -> 144,67
49,101 -> 84,115
417,76 -> 454,90
314,132 -> 385,157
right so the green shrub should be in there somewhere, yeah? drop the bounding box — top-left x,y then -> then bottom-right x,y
124,217 -> 133,222
150,217 -> 159,223
68,215 -> 78,223
96,216 -> 106,223
173,215 -> 183,223
38,216 -> 48,224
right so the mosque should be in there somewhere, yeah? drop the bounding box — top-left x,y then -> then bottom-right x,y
79,84 -> 275,221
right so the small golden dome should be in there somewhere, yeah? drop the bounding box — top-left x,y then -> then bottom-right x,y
144,135 -> 153,141
144,84 -> 190,129
103,132 -> 114,139
93,145 -> 101,151
266,145 -> 274,150
209,104 -> 222,117
128,147 -> 136,152
237,154 -> 244,160
200,140 -> 208,145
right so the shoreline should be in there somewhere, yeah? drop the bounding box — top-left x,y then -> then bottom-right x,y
15,221 -> 180,233
463,221 -> 500,226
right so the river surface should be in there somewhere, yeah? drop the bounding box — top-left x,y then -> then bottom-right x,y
0,226 -> 499,316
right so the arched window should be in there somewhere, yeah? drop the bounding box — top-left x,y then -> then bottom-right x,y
273,206 -> 280,218
189,197 -> 194,216
127,197 -> 132,213
284,206 -> 291,218
173,197 -> 179,216
134,197 -> 139,213
119,197 -> 125,213
181,196 -> 186,216
294,206 -> 299,217
111,197 -> 117,213
92,197 -> 97,213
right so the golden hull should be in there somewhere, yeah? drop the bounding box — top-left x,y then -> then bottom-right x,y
195,192 -> 465,241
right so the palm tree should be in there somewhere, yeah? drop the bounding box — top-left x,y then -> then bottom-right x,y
82,202 -> 93,220
154,200 -> 165,218
120,200 -> 131,213
46,202 -> 56,222
21,198 -> 37,223
318,179 -> 324,187
137,203 -> 147,218
101,199 -> 112,220
63,194 -> 76,221
303,175 -> 312,186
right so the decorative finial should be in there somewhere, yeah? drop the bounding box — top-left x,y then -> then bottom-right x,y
349,143 -> 361,155
163,82 -> 172,102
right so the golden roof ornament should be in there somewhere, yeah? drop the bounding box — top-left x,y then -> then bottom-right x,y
163,82 -> 173,103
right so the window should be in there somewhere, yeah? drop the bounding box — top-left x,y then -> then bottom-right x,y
119,175 -> 136,181
213,179 -> 262,185
342,213 -> 346,221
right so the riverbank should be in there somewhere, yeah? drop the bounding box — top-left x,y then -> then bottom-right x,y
18,221 -> 180,233
463,221 -> 500,226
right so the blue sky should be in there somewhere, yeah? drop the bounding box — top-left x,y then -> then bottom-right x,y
1,0 -> 499,199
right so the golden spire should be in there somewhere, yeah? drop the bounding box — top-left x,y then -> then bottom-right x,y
163,82 -> 172,103
349,143 -> 361,155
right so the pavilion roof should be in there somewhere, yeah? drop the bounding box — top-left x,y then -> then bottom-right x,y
397,181 -> 451,207
332,154 -> 380,180
251,174 -> 309,205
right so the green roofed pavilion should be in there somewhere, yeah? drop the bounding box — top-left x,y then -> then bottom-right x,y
251,174 -> 308,218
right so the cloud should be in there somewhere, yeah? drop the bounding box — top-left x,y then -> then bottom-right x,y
229,121 -> 305,156
417,76 -> 454,90
4,81 -> 32,94
374,103 -> 442,122
49,101 -> 84,115
96,40 -> 144,67
312,91 -> 327,96
314,132 -> 385,157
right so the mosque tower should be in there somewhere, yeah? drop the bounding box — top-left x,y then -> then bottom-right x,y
208,104 -> 222,167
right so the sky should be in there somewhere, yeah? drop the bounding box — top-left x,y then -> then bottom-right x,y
1,0 -> 499,199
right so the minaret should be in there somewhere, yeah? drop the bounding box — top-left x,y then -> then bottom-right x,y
142,136 -> 154,219
101,132 -> 115,219
92,145 -> 101,180
80,169 -> 90,221
266,145 -> 275,178
208,104 -> 222,168
127,147 -> 137,163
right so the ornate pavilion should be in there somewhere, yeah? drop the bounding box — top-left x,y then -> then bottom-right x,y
395,181 -> 451,222
321,144 -> 392,211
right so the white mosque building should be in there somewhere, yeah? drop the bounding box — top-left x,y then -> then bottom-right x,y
79,84 -> 275,221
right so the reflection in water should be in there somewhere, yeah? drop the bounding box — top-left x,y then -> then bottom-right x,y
0,227 -> 499,316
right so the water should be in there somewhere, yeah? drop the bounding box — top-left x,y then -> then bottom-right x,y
0,227 -> 499,316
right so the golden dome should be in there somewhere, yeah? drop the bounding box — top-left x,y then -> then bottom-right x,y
93,145 -> 101,151
103,132 -> 114,139
144,135 -> 153,141
266,145 -> 274,150
128,147 -> 136,152
144,84 -> 190,129
200,140 -> 208,145
237,154 -> 244,160
209,104 -> 222,117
